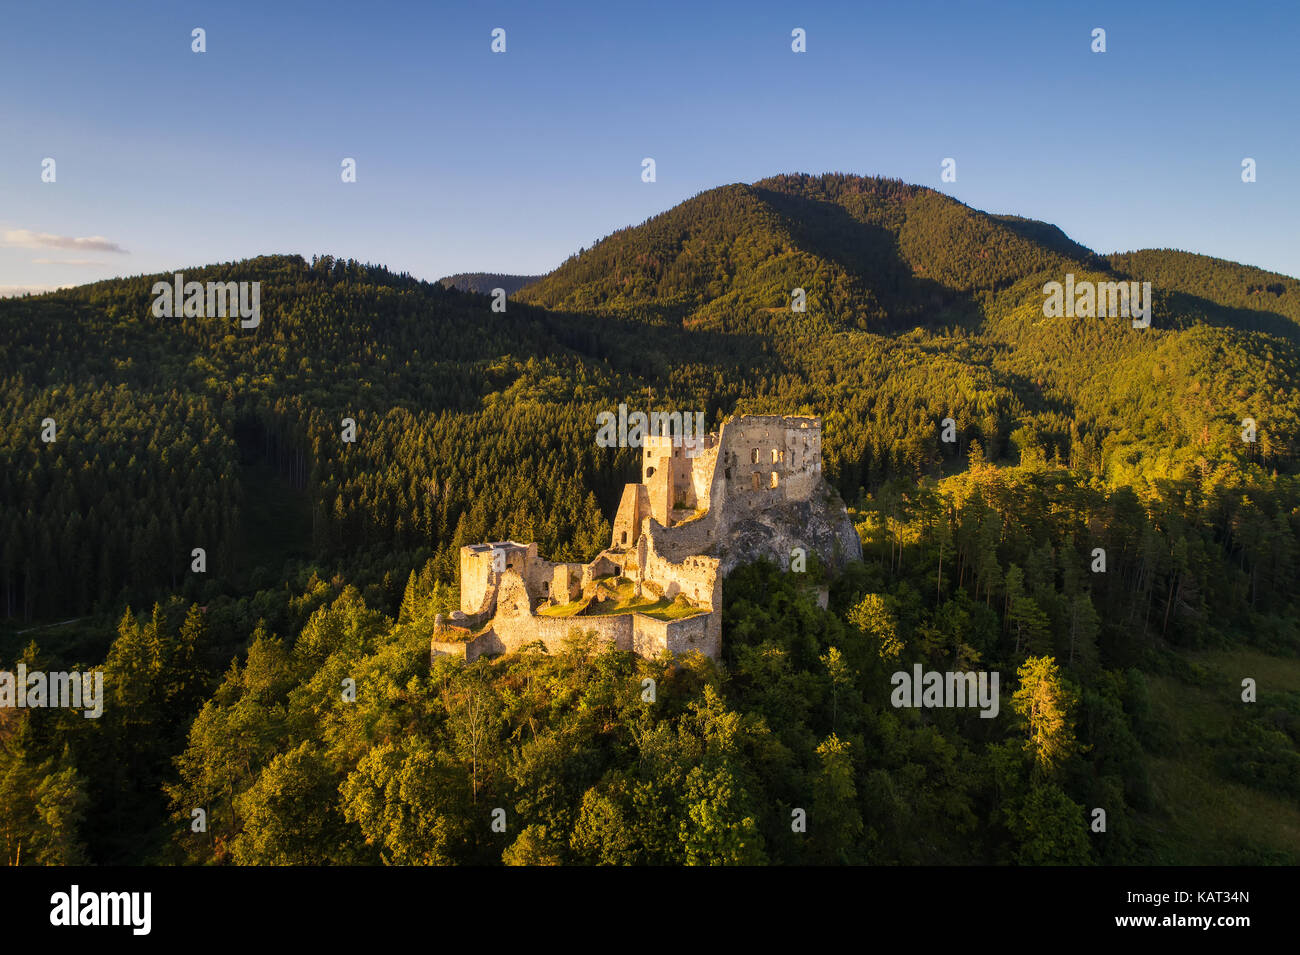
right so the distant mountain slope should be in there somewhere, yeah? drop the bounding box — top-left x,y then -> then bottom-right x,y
518,183 -> 812,317
517,173 -> 1109,331
753,173 -> 1106,293
1107,249 -> 1300,332
438,273 -> 544,296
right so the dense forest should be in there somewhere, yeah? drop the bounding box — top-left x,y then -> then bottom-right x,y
437,273 -> 545,296
1,174 -> 1297,865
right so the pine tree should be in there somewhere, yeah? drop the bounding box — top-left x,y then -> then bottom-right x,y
1012,656 -> 1079,774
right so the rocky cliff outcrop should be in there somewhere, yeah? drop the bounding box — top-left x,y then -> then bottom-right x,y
653,479 -> 861,576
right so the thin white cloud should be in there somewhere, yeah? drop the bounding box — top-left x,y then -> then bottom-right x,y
3,229 -> 128,254
0,284 -> 74,297
32,257 -> 106,265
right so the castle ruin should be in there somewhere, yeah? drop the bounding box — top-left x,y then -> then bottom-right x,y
432,414 -> 861,663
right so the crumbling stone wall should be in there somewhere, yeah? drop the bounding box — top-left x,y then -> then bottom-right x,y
630,613 -> 717,659
641,532 -> 720,608
611,483 -> 650,551
642,431 -> 720,527
479,611 -> 634,661
713,415 -> 820,513
430,639 -> 468,662
459,541 -> 537,614
664,613 -> 714,656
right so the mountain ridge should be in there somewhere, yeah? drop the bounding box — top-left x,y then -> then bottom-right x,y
514,173 -> 1296,342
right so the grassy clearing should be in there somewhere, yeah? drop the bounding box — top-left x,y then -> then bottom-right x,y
1137,647 -> 1300,863
537,577 -> 704,621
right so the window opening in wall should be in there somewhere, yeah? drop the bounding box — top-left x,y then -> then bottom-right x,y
752,472 -> 761,490
750,448 -> 758,463
770,471 -> 779,489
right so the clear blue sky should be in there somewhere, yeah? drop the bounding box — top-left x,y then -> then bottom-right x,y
2,0 -> 1296,295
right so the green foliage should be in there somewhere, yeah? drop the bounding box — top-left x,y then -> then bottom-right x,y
1013,656 -> 1080,774
847,594 -> 904,661
2,174 -> 1298,865
1218,721 -> 1300,798
1006,784 -> 1092,865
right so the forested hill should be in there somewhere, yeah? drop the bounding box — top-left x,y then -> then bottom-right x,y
438,272 -> 544,295
517,172 -> 1111,329
1,176 -> 1298,866
1106,249 -> 1300,336
519,174 -> 1300,341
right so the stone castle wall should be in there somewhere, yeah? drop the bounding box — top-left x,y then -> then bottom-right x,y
643,431 -> 720,527
632,612 -> 716,658
712,415 -> 821,512
470,608 -> 634,661
640,531 -> 720,607
430,610 -> 714,664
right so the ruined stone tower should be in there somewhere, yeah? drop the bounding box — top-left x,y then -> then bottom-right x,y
436,414 -> 861,665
